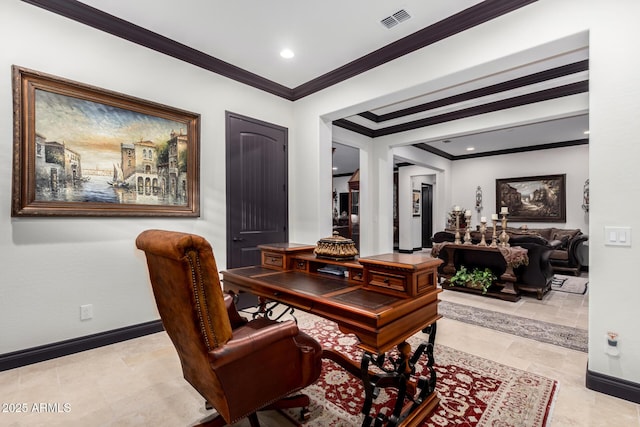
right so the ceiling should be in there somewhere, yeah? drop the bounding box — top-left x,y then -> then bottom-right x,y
73,0 -> 485,89
27,0 -> 588,172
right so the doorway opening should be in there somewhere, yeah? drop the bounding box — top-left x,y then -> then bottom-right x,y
421,183 -> 433,248
332,142 -> 360,251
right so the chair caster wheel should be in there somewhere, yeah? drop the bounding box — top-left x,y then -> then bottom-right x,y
300,407 -> 311,421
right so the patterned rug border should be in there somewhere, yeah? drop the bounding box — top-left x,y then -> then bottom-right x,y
438,300 -> 588,352
294,314 -> 558,427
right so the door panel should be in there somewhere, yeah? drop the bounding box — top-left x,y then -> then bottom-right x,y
226,112 -> 288,269
421,184 -> 433,248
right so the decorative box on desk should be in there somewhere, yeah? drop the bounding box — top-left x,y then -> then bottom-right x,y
259,243 -> 316,270
358,253 -> 442,298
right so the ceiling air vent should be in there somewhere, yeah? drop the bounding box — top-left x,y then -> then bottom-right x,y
393,9 -> 411,23
381,9 -> 411,29
381,16 -> 398,29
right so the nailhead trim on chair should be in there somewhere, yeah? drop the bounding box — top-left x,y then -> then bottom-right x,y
186,249 -> 218,350
186,247 -> 308,424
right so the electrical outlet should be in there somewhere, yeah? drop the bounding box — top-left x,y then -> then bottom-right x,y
606,331 -> 620,356
80,304 -> 93,320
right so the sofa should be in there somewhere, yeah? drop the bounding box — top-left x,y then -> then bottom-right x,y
509,237 -> 555,299
433,226 -> 588,276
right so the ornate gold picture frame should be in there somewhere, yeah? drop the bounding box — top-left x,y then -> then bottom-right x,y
12,66 -> 200,217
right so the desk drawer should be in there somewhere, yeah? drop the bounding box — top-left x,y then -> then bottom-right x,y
416,271 -> 436,293
293,259 -> 308,272
349,268 -> 364,283
368,270 -> 407,293
262,252 -> 283,269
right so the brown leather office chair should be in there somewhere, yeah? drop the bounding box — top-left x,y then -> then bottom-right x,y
135,229 -> 322,427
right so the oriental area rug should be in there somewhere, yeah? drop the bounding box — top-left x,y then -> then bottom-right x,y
290,315 -> 557,427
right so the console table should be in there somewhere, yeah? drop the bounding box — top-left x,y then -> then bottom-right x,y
431,243 -> 528,302
222,243 -> 443,427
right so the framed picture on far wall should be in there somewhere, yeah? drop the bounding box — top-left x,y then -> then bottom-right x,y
496,174 -> 566,222
412,189 -> 421,216
11,66 -> 201,217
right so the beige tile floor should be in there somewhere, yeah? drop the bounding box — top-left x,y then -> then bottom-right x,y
1,274 -> 638,426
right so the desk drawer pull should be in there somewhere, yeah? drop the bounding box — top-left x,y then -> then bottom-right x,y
369,271 -> 407,292
263,253 -> 283,267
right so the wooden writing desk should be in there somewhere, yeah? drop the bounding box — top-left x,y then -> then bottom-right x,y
222,243 -> 443,427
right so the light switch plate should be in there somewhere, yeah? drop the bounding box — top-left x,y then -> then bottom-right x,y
604,226 -> 632,246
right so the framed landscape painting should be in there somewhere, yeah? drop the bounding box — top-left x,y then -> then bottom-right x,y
12,66 -> 200,217
496,174 -> 566,222
412,189 -> 421,216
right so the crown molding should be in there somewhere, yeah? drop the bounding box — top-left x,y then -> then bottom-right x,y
444,138 -> 589,160
359,60 -> 589,123
21,0 -> 294,99
335,81 -> 588,139
290,0 -> 538,99
333,119 -> 375,138
375,81 -> 588,137
21,0 -> 537,101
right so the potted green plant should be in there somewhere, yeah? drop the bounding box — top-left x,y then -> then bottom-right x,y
448,266 -> 496,294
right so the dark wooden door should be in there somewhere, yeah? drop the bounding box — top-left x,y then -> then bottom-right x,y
226,112 -> 288,269
421,184 -> 433,248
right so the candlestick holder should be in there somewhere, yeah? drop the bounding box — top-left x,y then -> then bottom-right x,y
478,220 -> 488,246
499,213 -> 510,247
490,219 -> 498,248
463,212 -> 472,244
454,211 -> 462,244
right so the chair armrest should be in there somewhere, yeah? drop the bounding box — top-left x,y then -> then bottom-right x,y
567,234 -> 589,264
208,319 -> 299,368
224,294 -> 248,329
570,234 -> 589,247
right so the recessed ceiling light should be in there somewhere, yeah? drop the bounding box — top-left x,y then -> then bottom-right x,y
332,166 -> 338,170
584,130 -> 590,135
280,48 -> 295,59
466,147 -> 475,151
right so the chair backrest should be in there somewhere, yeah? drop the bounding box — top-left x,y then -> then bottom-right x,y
135,229 -> 233,387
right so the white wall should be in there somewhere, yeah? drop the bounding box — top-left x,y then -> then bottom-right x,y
0,1 -> 293,354
396,165 -> 438,251
332,176 -> 350,196
587,0 -> 640,383
390,145 -> 588,252
3,0 -> 640,392
288,0 -> 640,387
451,145 -> 589,231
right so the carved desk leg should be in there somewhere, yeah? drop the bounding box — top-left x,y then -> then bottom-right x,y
231,293 -> 296,321
358,322 -> 439,427
360,352 -> 378,427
